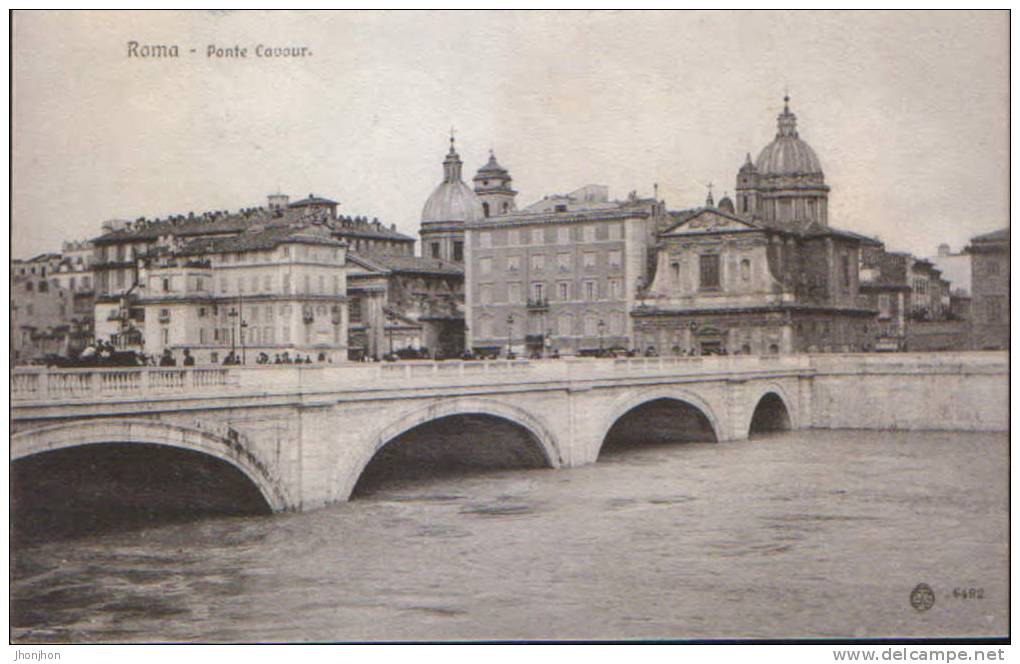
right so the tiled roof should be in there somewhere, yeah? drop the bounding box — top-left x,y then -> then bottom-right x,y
290,194 -> 339,207
369,253 -> 463,276
176,224 -> 344,256
92,203 -> 406,245
971,228 -> 1009,243
333,220 -> 415,242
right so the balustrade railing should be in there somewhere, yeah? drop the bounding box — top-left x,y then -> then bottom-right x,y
11,353 -> 853,404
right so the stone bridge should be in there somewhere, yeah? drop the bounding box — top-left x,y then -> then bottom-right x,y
11,352 -> 1008,513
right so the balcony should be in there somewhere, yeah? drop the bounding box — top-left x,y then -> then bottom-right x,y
526,297 -> 549,311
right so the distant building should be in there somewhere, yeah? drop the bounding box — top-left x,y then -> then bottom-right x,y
11,276 -> 91,364
465,182 -> 666,357
89,194 -> 389,358
930,242 -> 971,296
633,97 -> 879,355
135,222 -> 349,365
346,253 -> 464,359
858,246 -> 912,351
966,228 -> 1009,350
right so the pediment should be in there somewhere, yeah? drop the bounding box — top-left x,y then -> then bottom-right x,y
663,209 -> 759,235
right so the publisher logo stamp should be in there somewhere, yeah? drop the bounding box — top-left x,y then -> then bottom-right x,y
910,583 -> 936,612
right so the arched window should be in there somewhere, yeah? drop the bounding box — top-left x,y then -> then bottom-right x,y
482,202 -> 490,218
740,258 -> 751,282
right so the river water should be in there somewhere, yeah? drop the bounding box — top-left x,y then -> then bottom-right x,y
11,429 -> 1008,642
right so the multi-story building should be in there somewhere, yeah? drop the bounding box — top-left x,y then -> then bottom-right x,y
466,183 -> 666,357
632,97 -> 879,355
858,245 -> 912,351
11,276 -> 92,364
90,193 -> 409,352
346,253 -> 464,359
135,222 -> 349,365
966,228 -> 1009,350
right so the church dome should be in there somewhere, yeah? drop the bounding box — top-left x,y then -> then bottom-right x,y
422,138 -> 483,223
755,97 -> 824,177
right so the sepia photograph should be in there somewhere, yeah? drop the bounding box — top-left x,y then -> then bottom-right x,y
8,9 -> 1010,651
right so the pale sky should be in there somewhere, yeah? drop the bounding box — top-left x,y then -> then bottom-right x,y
12,10 -> 1009,259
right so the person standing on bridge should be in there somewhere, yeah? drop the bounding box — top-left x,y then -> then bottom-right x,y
182,349 -> 195,367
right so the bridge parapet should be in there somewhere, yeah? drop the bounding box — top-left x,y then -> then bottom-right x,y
12,355 -> 816,405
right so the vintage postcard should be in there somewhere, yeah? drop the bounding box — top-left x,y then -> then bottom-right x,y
9,9 -> 1009,652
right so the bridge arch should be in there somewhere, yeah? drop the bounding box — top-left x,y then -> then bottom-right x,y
336,397 -> 563,501
11,418 -> 289,512
745,382 -> 797,437
596,386 -> 723,458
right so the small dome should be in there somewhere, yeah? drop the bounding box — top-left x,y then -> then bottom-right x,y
755,97 -> 824,177
718,196 -> 735,213
422,180 -> 483,223
473,150 -> 509,181
421,137 -> 483,223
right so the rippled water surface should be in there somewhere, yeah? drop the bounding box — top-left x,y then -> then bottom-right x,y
11,430 -> 1008,642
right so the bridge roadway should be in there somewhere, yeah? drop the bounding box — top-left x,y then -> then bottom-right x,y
11,352 -> 1008,513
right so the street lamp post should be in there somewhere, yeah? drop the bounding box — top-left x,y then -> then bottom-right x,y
240,319 -> 248,365
506,313 -> 515,359
228,307 -> 238,361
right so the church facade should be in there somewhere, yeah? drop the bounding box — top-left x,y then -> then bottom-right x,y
632,98 -> 879,355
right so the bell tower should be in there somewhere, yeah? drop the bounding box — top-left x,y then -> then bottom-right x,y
472,150 -> 517,218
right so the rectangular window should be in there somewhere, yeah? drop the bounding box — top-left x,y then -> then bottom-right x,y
557,253 -> 571,272
608,278 -> 623,299
532,282 -> 545,302
987,297 -> 1004,323
583,252 -> 597,269
507,229 -> 518,246
671,261 -> 681,285
583,225 -> 596,242
479,284 -> 493,304
282,324 -> 291,343
199,328 -> 206,344
558,314 -> 572,337
303,274 -> 310,293
531,254 -> 544,271
238,277 -> 245,294
558,282 -> 570,301
333,275 -> 341,294
318,275 -> 326,293
480,232 -> 492,248
453,241 -> 464,262
283,273 -> 291,294
531,228 -> 543,245
609,223 -> 623,240
508,282 -> 522,304
264,275 -> 273,291
699,254 -> 720,289
557,227 -> 570,244
430,242 -> 440,259
608,250 -> 622,269
507,255 -> 520,273
584,280 -> 597,301
841,255 -> 851,289
480,257 -> 493,275
878,294 -> 891,317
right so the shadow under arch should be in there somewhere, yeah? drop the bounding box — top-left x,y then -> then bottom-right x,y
748,390 -> 793,437
341,398 -> 562,500
11,419 -> 288,514
597,388 -> 721,459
